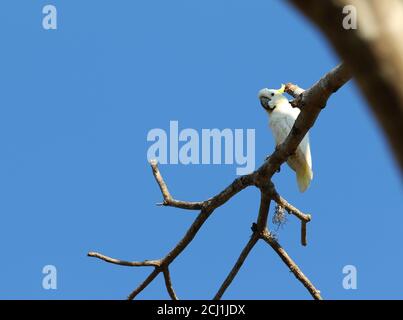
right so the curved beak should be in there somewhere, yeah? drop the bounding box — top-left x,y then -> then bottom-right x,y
260,97 -> 271,111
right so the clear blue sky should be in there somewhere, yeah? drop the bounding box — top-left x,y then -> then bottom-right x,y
0,0 -> 401,300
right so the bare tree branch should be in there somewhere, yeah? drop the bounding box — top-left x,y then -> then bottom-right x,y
151,159 -> 255,211
268,183 -> 311,223
288,0 -> 403,170
260,229 -> 322,300
215,216 -> 321,300
256,188 -> 272,231
301,221 -> 308,247
151,159 -> 204,210
89,63 -> 349,300
268,183 -> 311,246
128,268 -> 160,300
87,252 -> 160,267
163,268 -> 178,300
285,83 -> 305,99
213,233 -> 259,300
214,186 -> 272,300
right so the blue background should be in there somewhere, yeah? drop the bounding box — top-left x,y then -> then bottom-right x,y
0,0 -> 401,299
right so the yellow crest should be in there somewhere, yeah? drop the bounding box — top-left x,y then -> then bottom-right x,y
276,84 -> 286,94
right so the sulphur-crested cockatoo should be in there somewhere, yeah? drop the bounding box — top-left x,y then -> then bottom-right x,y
258,85 -> 313,192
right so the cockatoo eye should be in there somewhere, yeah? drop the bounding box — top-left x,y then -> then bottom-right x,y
271,93 -> 274,97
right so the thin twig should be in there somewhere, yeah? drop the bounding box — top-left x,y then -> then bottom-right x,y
163,268 -> 178,300
268,182 -> 310,245
256,188 -> 272,231
260,229 -> 322,300
87,252 -> 160,267
301,221 -> 307,247
269,183 -> 311,223
127,268 -> 160,300
150,159 -> 204,210
213,233 -> 259,300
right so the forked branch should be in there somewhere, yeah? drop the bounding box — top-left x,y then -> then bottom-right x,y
88,63 -> 351,300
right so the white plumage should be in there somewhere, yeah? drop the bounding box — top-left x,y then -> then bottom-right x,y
258,86 -> 313,192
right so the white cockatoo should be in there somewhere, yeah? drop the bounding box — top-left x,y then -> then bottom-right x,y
258,85 -> 313,192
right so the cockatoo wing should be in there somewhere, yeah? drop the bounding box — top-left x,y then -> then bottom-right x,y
269,108 -> 313,192
269,111 -> 294,146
